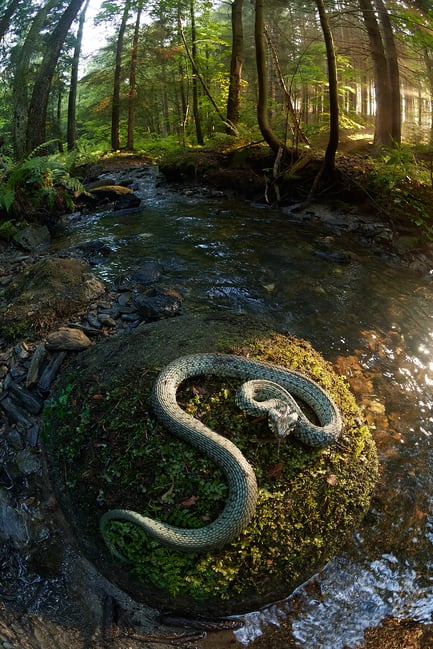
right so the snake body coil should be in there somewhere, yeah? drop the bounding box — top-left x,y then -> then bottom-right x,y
100,353 -> 342,554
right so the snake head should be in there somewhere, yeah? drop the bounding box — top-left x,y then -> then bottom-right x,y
268,404 -> 299,439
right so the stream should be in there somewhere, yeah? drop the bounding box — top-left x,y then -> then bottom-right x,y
50,166 -> 433,648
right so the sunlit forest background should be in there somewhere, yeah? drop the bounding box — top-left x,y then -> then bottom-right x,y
1,1 -> 433,230
1,0 -> 433,157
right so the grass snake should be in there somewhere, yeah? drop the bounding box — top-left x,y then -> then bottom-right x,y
100,353 -> 342,554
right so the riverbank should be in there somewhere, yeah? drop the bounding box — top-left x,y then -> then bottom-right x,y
156,142 -> 433,277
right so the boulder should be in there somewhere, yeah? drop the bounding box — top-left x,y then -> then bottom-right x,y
0,257 -> 105,339
85,185 -> 141,210
45,313 -> 378,616
133,286 -> 183,320
46,327 -> 92,351
13,224 -> 51,252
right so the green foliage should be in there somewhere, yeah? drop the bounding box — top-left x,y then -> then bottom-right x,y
367,145 -> 433,239
43,380 -> 90,487
0,146 -> 85,219
0,318 -> 29,342
0,219 -> 17,240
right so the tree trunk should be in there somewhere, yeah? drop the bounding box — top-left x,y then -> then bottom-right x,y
26,0 -> 86,154
263,25 -> 308,146
67,0 -> 90,150
422,49 -> 433,145
374,0 -> 401,144
226,0 -> 243,136
180,24 -> 233,135
127,0 -> 143,150
316,0 -> 339,178
190,0 -> 204,145
359,0 -> 393,147
111,0 -> 130,151
56,78 -> 64,152
254,0 -> 284,153
177,8 -> 189,145
12,0 -> 58,158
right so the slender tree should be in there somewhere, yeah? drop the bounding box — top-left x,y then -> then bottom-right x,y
67,0 -> 90,150
177,8 -> 189,143
374,0 -> 401,144
12,0 -> 58,158
180,20 -> 235,134
190,0 -> 203,145
316,0 -> 339,178
359,0 -> 393,147
126,0 -> 143,150
111,0 -> 131,150
425,49 -> 433,144
263,25 -> 308,146
255,0 -> 284,152
226,0 -> 243,136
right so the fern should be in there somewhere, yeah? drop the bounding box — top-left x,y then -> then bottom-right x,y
25,139 -> 60,160
0,187 -> 15,212
0,144 -> 84,217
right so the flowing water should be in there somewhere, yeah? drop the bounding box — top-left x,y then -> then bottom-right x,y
51,168 -> 433,647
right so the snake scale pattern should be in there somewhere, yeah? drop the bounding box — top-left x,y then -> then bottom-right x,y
100,353 -> 342,554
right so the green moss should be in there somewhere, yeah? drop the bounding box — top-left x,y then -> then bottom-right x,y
0,318 -> 30,341
0,220 -> 18,241
43,323 -> 378,614
1,257 -> 104,336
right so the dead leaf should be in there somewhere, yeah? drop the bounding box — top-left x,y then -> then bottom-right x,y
180,495 -> 200,508
267,462 -> 284,480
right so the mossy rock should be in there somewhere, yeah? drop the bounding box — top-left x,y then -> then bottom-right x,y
43,313 -> 378,615
0,219 -> 18,241
0,257 -> 105,339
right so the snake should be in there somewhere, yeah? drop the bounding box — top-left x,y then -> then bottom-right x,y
100,353 -> 342,555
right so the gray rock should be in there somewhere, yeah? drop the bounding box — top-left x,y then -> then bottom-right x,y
38,351 -> 67,391
7,429 -> 23,450
26,424 -> 39,447
97,314 -> 117,327
9,382 -> 43,414
46,327 -> 92,351
129,262 -> 163,286
26,343 -> 47,388
0,492 -> 29,546
0,397 -> 32,426
133,287 -> 183,320
86,314 -> 102,329
12,224 -> 50,252
15,449 -> 40,475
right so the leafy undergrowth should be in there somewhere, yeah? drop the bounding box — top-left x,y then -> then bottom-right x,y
43,333 -> 378,613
